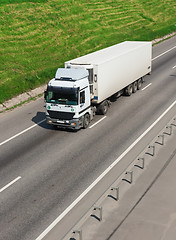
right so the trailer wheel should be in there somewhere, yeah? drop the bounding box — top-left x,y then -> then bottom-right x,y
132,81 -> 138,93
137,78 -> 142,90
83,114 -> 90,129
99,100 -> 109,115
125,84 -> 133,96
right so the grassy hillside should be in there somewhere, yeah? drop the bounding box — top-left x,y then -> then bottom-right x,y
0,0 -> 175,104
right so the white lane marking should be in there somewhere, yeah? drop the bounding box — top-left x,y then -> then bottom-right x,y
0,119 -> 45,147
0,176 -> 21,193
142,83 -> 152,91
36,99 -> 176,240
152,46 -> 176,61
173,65 -> 176,69
89,116 -> 107,129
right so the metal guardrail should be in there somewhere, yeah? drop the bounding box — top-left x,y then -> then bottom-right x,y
62,116 -> 176,240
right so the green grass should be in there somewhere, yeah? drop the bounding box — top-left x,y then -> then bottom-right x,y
0,0 -> 176,103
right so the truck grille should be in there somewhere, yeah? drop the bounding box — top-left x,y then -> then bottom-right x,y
48,110 -> 74,120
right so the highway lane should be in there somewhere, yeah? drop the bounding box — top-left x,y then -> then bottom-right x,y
0,36 -> 176,240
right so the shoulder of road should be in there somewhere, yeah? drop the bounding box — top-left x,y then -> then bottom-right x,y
0,32 -> 175,113
0,84 -> 46,112
81,118 -> 176,240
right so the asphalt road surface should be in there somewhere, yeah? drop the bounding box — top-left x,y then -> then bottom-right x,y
0,36 -> 176,240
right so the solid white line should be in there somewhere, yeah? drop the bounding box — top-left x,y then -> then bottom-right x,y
142,83 -> 152,91
152,46 -> 176,61
89,116 -> 107,129
173,65 -> 176,69
0,119 -> 45,147
36,99 -> 176,240
0,176 -> 21,193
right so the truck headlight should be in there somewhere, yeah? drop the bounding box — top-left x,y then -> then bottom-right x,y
47,120 -> 52,124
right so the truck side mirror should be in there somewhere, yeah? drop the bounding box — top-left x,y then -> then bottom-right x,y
44,90 -> 47,100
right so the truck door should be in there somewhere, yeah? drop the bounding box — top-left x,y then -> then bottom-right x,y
79,86 -> 90,115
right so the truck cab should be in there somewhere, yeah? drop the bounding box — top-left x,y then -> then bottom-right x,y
45,68 -> 92,130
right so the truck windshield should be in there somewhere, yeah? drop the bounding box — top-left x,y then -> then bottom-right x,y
46,90 -> 78,105
46,85 -> 79,105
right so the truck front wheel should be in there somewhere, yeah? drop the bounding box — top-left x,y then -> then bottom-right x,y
83,114 -> 90,129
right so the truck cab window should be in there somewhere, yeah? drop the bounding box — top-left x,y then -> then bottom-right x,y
46,90 -> 78,105
80,91 -> 85,104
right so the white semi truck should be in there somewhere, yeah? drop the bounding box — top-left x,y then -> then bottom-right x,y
45,41 -> 152,130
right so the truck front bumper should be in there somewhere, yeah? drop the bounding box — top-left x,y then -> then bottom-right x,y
46,116 -> 83,130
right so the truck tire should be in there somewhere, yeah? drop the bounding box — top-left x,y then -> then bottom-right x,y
83,114 -> 90,129
125,84 -> 133,96
137,78 -> 142,90
99,100 -> 109,115
132,81 -> 137,93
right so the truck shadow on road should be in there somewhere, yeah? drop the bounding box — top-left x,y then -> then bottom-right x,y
32,112 -> 52,130
32,112 -> 78,132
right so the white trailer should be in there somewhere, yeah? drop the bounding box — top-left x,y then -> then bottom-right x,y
45,41 -> 152,130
